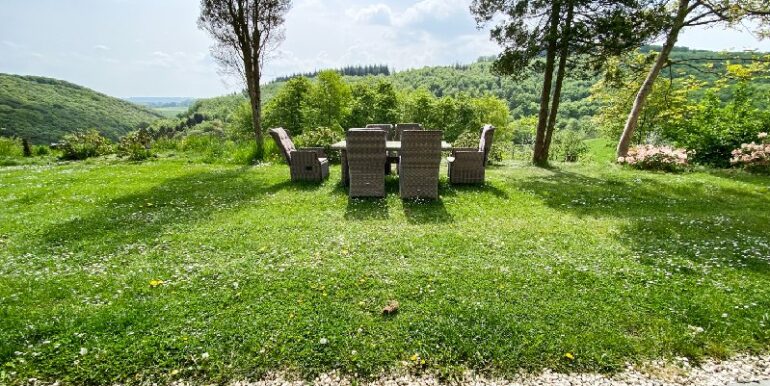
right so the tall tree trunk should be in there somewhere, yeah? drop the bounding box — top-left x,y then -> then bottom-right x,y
616,0 -> 690,158
542,1 -> 574,161
253,62 -> 264,160
533,1 -> 562,166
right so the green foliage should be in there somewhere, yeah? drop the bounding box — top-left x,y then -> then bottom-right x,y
0,136 -> 23,158
59,130 -> 114,160
551,130 -> 589,162
662,80 -> 770,167
0,74 -> 162,144
453,130 -> 505,163
305,70 -> 352,128
293,126 -> 344,163
595,59 -> 770,167
263,77 -> 312,134
117,129 -> 154,161
227,101 -> 255,140
184,94 -> 247,122
346,80 -> 400,128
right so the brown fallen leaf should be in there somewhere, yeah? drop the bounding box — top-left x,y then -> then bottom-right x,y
382,300 -> 399,315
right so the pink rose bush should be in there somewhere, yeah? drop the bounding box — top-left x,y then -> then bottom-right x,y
731,132 -> 770,173
617,145 -> 689,172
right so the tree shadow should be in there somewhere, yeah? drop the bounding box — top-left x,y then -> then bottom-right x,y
33,169 -> 294,253
440,180 -> 510,199
515,169 -> 770,274
704,168 -> 770,187
401,198 -> 453,224
344,198 -> 390,220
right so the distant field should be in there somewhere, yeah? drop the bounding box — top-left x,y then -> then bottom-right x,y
153,106 -> 189,118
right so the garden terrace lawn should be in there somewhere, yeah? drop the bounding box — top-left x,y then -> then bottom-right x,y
1,159 -> 769,385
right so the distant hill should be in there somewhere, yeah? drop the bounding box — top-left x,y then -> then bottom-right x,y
125,97 -> 196,108
0,74 -> 163,144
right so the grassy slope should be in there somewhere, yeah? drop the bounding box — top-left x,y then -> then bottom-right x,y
0,74 -> 162,144
1,156 -> 769,385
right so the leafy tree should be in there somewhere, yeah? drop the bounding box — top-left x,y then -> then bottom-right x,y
262,76 -> 311,134
400,88 -> 436,126
616,0 -> 770,158
306,70 -> 352,128
347,83 -> 378,128
198,0 -> 292,160
471,0 -> 664,166
373,81 -> 399,124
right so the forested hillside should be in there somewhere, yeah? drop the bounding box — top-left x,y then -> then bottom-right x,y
0,74 -> 162,144
263,45 -> 769,125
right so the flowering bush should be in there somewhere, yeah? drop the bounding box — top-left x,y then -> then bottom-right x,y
617,145 -> 689,172
730,132 -> 770,173
59,130 -> 113,160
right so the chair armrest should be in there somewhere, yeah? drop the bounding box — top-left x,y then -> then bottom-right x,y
450,151 -> 485,164
451,147 -> 478,155
290,149 -> 324,164
300,147 -> 327,158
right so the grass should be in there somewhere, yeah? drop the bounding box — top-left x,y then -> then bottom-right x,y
1,155 -> 769,385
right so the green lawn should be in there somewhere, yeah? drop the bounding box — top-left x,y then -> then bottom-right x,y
1,157 -> 769,385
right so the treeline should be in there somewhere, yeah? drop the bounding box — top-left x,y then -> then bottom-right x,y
272,64 -> 391,83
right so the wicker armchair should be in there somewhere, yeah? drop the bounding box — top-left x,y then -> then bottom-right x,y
346,129 -> 387,198
447,124 -> 495,184
399,130 -> 442,199
365,124 -> 394,139
364,124 -> 395,174
269,127 -> 329,182
394,123 -> 423,141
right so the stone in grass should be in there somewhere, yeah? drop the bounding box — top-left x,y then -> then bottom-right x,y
382,300 -> 399,315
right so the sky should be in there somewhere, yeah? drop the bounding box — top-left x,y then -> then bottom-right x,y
1,0 -> 769,98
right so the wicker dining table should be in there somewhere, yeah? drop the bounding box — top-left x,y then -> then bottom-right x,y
331,140 -> 453,185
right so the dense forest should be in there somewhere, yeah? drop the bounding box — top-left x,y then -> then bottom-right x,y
0,74 -> 163,144
272,64 -> 392,83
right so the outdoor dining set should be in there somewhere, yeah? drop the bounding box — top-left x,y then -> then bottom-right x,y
269,123 -> 495,199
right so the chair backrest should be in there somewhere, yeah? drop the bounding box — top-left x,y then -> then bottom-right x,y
400,130 -> 442,167
365,124 -> 394,140
269,127 -> 296,164
394,123 -> 423,141
478,124 -> 496,165
346,129 -> 386,171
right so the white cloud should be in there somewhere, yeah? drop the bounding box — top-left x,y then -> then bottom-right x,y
397,0 -> 467,26
93,44 -> 110,51
346,4 -> 393,25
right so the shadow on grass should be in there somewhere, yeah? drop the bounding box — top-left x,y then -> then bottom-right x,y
402,198 -> 453,224
515,168 -> 770,273
35,169 -> 303,253
344,198 -> 390,220
440,180 -> 509,199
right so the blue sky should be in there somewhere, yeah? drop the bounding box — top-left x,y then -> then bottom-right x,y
1,0 -> 769,98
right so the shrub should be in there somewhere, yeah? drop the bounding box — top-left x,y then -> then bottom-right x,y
551,130 -> 589,162
618,145 -> 689,172
117,129 -> 154,161
0,136 -> 23,158
453,130 -> 504,163
730,132 -> 770,173
293,126 -> 344,163
34,145 -> 50,156
59,130 -> 113,160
